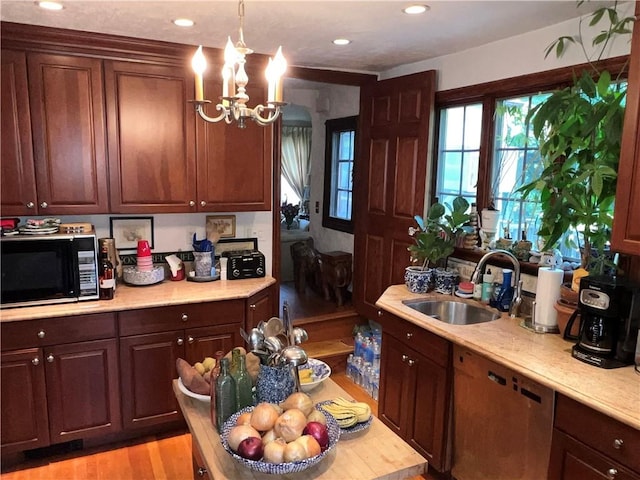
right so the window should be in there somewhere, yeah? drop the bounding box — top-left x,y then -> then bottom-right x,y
433,57 -> 627,261
323,116 -> 357,233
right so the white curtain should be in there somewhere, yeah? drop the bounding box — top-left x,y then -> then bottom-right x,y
281,125 -> 312,201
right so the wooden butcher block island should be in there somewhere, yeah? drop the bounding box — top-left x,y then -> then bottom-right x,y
173,378 -> 427,479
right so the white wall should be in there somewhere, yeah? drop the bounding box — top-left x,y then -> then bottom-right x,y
380,1 -> 634,89
284,81 -> 360,255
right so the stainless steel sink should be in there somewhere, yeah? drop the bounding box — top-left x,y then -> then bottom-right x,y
402,300 -> 500,325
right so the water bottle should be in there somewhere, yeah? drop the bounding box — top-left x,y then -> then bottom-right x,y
352,356 -> 363,385
372,370 -> 380,401
363,337 -> 374,364
354,332 -> 364,359
372,340 -> 381,372
346,353 -> 354,380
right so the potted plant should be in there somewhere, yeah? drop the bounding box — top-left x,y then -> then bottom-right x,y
281,201 -> 300,230
405,196 -> 472,293
518,1 -> 635,275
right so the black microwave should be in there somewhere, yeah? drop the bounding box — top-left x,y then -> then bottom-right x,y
1,233 -> 99,308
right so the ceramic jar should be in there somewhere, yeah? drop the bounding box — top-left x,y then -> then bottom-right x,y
404,266 -> 433,294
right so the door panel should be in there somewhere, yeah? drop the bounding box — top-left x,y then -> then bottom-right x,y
378,335 -> 410,437
394,136 -> 421,217
185,325 -> 239,364
362,234 -> 385,308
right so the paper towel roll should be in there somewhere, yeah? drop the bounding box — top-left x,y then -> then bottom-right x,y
534,267 -> 564,327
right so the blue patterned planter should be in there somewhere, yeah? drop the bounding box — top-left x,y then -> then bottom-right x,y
256,364 -> 295,403
404,266 -> 433,294
434,267 -> 460,294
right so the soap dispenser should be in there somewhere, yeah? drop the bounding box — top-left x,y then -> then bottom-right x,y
496,269 -> 514,312
481,268 -> 493,303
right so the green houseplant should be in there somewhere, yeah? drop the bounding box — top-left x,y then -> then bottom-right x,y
518,1 -> 635,274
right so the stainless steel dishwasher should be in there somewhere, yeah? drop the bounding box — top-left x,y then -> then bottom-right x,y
451,345 -> 554,480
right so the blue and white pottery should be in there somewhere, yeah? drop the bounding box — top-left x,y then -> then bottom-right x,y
404,266 -> 433,294
434,268 -> 460,294
256,364 -> 295,403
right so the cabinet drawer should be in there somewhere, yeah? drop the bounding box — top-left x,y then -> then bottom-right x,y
118,300 -> 245,336
378,311 -> 450,367
555,394 -> 640,472
1,313 -> 116,350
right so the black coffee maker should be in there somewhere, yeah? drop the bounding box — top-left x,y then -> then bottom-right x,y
564,275 -> 640,369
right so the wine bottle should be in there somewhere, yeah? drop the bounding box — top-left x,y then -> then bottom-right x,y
99,245 -> 115,300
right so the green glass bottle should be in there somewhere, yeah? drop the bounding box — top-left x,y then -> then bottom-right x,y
209,350 -> 225,430
230,348 -> 242,377
233,354 -> 254,410
215,357 -> 237,433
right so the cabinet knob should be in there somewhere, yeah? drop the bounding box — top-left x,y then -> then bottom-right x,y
32,357 -> 40,366
40,201 -> 48,208
177,338 -> 184,346
26,201 -> 35,208
46,354 -> 54,363
249,304 -> 256,310
407,359 -> 415,366
181,313 -> 188,322
402,354 -> 409,362
607,468 -> 618,479
189,201 -> 196,207
200,201 -> 207,207
188,336 -> 195,344
406,332 -> 413,340
37,330 -> 45,339
377,310 -> 383,317
197,467 -> 208,477
613,438 -> 623,449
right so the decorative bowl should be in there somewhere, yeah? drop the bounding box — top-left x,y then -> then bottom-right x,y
316,399 -> 373,435
177,378 -> 210,402
299,358 -> 331,392
220,404 -> 341,474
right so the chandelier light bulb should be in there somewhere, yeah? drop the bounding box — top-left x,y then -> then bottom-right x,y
191,46 -> 206,101
272,46 -> 287,103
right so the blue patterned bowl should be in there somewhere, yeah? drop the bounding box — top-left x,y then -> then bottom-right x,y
220,404 -> 341,474
299,358 -> 331,392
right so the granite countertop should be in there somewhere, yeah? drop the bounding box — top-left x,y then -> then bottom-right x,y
376,285 -> 640,430
0,276 -> 276,322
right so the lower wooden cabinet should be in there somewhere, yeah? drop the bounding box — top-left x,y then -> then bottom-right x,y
0,315 -> 120,454
548,394 -> 640,479
246,285 -> 276,331
377,311 -> 452,472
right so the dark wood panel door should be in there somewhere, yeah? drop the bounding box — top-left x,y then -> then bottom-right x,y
1,49 -> 37,216
246,286 -> 275,332
611,2 -> 640,255
185,324 -> 240,364
0,348 -> 50,453
196,76 -> 272,212
353,71 -> 436,319
27,53 -> 109,214
45,339 -> 121,444
378,334 -> 413,438
119,331 -> 184,430
548,430 -> 640,480
105,60 -> 197,213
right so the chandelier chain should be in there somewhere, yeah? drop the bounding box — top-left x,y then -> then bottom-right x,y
237,0 -> 246,48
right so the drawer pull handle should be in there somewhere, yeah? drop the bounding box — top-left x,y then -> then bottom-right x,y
407,359 -> 415,366
200,201 -> 207,207
181,314 -> 188,322
177,338 -> 184,346
188,336 -> 195,344
613,438 -> 623,449
406,332 -> 413,340
32,357 -> 40,366
37,330 -> 45,339
377,310 -> 383,317
402,354 -> 409,362
197,467 -> 207,477
46,354 -> 54,363
607,468 -> 618,479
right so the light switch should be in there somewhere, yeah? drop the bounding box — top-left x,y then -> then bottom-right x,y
315,201 -> 320,213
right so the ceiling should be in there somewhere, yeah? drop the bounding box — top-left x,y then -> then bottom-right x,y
0,0 -> 616,75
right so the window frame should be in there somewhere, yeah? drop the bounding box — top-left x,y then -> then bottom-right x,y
431,55 -> 628,220
323,115 -> 358,234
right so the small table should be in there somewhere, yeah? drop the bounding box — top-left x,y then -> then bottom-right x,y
173,379 -> 427,480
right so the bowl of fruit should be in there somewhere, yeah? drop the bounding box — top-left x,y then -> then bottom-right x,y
221,392 -> 341,474
298,358 -> 331,392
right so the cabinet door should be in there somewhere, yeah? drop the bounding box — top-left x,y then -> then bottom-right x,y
45,339 -> 121,443
185,324 -> 240,364
246,286 -> 275,332
548,430 -> 640,480
1,49 -> 37,216
27,53 -> 109,214
378,334 -> 413,437
195,74 -> 272,211
0,348 -> 50,453
611,2 -> 640,255
119,331 -> 184,430
406,349 -> 450,472
105,60 -> 197,213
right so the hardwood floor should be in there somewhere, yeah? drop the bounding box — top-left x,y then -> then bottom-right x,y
279,281 -> 353,320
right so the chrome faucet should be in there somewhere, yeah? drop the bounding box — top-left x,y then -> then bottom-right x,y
470,250 -> 523,318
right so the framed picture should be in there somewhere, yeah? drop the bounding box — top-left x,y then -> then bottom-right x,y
215,237 -> 258,257
110,217 -> 154,250
206,215 -> 236,239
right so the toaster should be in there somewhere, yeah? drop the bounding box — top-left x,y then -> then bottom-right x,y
225,249 -> 265,279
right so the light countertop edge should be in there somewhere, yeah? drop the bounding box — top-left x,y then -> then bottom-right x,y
0,277 -> 276,322
376,285 -> 640,431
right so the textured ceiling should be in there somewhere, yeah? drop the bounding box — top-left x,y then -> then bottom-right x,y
0,0 -> 618,74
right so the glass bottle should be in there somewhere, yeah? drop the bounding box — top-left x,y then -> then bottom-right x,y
98,245 -> 115,300
230,348 -> 242,377
209,350 -> 225,429
233,354 -> 253,410
215,357 -> 237,433
496,269 -> 514,312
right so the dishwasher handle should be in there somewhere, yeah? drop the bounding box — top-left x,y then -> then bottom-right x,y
487,370 -> 506,386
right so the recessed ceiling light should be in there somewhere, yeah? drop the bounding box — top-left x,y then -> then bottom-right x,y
173,18 -> 194,27
403,5 -> 429,15
333,38 -> 351,46
38,1 -> 63,10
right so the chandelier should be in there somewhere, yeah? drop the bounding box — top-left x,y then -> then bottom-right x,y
190,0 -> 287,128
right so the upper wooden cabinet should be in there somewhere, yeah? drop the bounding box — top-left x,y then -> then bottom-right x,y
611,3 -> 640,255
1,50 -> 109,215
105,60 -> 197,213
